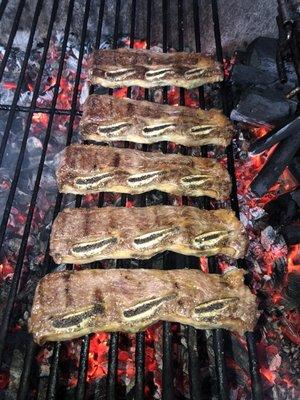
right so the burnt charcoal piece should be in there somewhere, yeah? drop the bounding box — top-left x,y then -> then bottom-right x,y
289,150 -> 300,182
249,116 -> 300,155
250,132 -> 300,197
247,37 -> 278,73
285,272 -> 300,309
280,222 -> 300,245
246,37 -> 298,85
264,188 -> 300,226
231,64 -> 278,86
230,88 -> 296,126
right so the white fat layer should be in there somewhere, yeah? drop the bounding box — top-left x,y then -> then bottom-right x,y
71,237 -> 115,257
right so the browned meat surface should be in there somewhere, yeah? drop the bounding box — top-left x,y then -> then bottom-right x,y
50,206 -> 247,264
56,144 -> 231,199
80,95 -> 233,147
28,268 -> 259,344
89,48 -> 223,89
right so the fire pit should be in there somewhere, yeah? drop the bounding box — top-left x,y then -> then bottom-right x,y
0,0 -> 299,399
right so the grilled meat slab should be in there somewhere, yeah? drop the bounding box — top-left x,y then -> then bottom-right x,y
50,206 -> 247,264
57,144 -> 231,199
29,268 -> 259,344
89,48 -> 223,89
80,95 -> 233,147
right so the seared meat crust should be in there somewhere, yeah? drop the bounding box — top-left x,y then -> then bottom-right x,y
80,95 -> 233,147
57,144 -> 231,199
89,48 -> 223,89
50,206 -> 247,264
29,268 -> 259,344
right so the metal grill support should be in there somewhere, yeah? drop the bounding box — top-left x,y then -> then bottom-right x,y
0,1 -> 263,399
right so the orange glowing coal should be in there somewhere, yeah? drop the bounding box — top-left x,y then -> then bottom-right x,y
123,39 -> 147,49
3,82 -> 17,90
0,371 -> 9,390
252,126 -> 271,138
0,258 -> 13,281
260,366 -> 276,384
32,112 -> 49,126
85,328 -> 159,384
287,245 -> 300,274
87,333 -> 109,382
57,77 -> 75,109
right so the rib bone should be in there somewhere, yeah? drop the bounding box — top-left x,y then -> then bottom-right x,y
142,123 -> 175,137
71,237 -> 117,257
193,230 -> 228,249
180,175 -> 210,187
75,173 -> 114,189
194,297 -> 238,317
133,228 -> 176,249
105,69 -> 136,80
127,171 -> 164,187
145,68 -> 176,80
190,125 -> 215,136
123,295 -> 176,320
97,122 -> 131,136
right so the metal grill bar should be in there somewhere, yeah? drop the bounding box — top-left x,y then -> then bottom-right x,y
44,0 -> 104,397
73,0 -> 106,389
46,342 -> 62,400
131,0 -> 147,397
177,2 -> 202,399
0,0 -> 26,80
1,0 -> 78,365
192,1 -> 229,398
177,1 -> 204,398
0,0 -> 59,266
0,0 -> 44,166
160,2 -> 176,399
0,0 -> 9,20
0,104 -> 83,115
106,0 -> 122,397
210,1 -> 263,399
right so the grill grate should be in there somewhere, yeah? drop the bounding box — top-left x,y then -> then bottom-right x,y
0,0 -> 263,399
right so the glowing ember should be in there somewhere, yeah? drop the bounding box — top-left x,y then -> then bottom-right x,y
252,126 -> 271,138
260,366 -> 276,384
236,123 -> 300,396
87,333 -> 109,381
32,112 -> 49,126
0,258 -> 13,281
0,371 -> 10,390
3,82 -> 17,90
123,39 -> 147,49
287,245 -> 300,273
